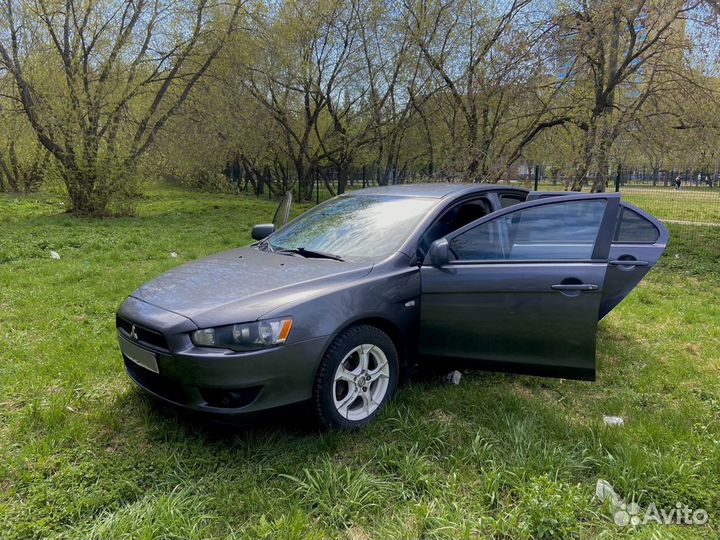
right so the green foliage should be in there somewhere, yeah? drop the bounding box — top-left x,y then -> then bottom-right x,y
0,0 -> 243,216
282,465 -> 393,527
77,489 -> 215,540
515,474 -> 588,540
2,0 -> 719,207
0,185 -> 719,539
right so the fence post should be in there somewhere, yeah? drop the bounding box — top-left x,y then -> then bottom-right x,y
316,169 -> 320,205
534,165 -> 539,191
615,164 -> 621,193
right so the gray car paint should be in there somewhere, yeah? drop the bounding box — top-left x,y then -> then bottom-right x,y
117,183 -> 667,415
118,251 -> 421,414
420,193 -> 619,379
525,191 -> 670,319
601,203 -> 670,318
132,247 -> 374,328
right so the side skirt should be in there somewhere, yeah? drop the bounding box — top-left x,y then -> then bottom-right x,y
418,355 -> 595,381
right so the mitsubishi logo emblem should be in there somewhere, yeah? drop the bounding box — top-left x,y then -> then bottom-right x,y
130,324 -> 139,340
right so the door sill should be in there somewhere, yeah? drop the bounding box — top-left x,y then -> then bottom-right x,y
418,355 -> 595,381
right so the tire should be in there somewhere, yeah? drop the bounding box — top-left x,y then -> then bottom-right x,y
313,324 -> 399,430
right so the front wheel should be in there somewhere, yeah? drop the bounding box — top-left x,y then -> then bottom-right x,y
313,324 -> 399,430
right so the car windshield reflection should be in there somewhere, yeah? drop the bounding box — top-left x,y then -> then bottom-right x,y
267,195 -> 436,260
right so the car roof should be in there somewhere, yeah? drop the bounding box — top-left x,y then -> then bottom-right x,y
347,183 -> 527,199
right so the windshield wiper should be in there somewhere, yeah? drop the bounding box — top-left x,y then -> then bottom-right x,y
277,247 -> 344,262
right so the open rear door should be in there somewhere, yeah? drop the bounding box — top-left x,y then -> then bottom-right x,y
599,202 -> 669,318
509,193 -> 668,318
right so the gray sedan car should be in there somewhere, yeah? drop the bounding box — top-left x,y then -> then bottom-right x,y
117,183 -> 668,429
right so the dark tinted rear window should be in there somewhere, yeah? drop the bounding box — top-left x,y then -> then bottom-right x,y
614,206 -> 659,243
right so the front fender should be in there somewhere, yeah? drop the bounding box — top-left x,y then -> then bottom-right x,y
262,262 -> 422,368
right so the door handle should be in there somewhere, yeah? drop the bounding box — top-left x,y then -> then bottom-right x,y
551,283 -> 598,291
609,259 -> 649,267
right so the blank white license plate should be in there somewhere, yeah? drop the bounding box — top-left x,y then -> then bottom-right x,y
119,335 -> 159,373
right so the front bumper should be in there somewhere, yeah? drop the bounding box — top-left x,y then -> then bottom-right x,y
118,319 -> 328,416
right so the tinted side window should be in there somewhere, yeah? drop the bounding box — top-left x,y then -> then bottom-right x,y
450,200 -> 607,261
499,194 -> 526,208
614,206 -> 659,244
418,198 -> 491,255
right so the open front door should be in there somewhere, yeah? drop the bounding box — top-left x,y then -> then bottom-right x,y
419,194 -> 620,380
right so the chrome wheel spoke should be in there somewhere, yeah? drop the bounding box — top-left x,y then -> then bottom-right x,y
335,386 -> 359,418
359,391 -> 373,415
367,360 -> 389,382
335,364 -> 356,383
359,344 -> 372,372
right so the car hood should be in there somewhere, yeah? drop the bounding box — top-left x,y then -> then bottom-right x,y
131,247 -> 373,326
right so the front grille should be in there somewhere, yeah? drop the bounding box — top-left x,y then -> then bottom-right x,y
124,357 -> 187,405
116,316 -> 169,350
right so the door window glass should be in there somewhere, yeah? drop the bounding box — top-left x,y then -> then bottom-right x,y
614,206 -> 659,243
499,194 -> 526,208
418,199 -> 490,255
450,199 -> 607,260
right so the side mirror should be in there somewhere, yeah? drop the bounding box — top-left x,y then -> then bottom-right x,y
251,223 -> 275,241
429,238 -> 450,267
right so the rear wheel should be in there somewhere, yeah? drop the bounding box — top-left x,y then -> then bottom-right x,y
313,324 -> 399,430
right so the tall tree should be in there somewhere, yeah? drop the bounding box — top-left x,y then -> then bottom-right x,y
558,0 -> 700,191
0,0 -> 244,215
404,0 -> 568,181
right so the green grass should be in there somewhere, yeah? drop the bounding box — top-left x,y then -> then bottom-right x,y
1,185 -> 719,539
620,187 -> 720,223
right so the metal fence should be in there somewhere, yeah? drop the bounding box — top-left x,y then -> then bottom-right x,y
240,164 -> 719,262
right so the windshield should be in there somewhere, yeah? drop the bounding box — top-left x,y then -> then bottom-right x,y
265,195 -> 437,260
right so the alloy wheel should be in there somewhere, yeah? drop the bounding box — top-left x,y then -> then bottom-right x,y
332,344 -> 390,421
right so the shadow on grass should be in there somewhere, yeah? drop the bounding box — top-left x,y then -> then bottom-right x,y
115,317 -> 657,447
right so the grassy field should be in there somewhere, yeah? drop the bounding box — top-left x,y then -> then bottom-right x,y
619,188 -> 720,224
1,185 -> 719,539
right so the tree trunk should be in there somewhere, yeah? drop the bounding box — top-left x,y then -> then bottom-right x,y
591,116 -> 612,193
337,165 -> 349,195
293,160 -> 307,200
296,161 -> 318,202
241,160 -> 258,193
590,7 -> 620,193
64,170 -> 107,216
322,171 -> 336,198
0,153 -> 17,191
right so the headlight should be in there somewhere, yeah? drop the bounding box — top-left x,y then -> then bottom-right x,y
191,317 -> 293,351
